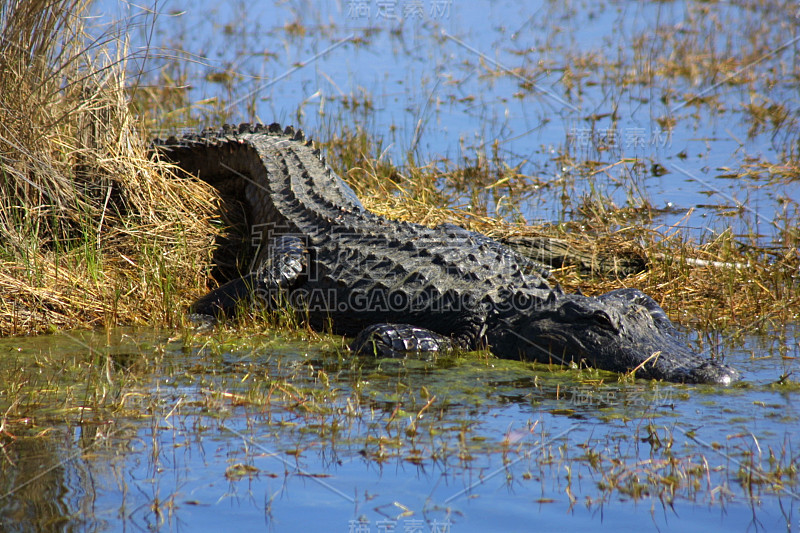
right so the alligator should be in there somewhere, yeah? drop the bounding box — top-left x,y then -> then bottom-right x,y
154,123 -> 740,385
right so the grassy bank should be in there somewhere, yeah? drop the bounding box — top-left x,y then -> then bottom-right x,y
0,0 -> 218,335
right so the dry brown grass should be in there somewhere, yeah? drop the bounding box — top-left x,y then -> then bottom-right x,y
333,132 -> 799,335
0,0 -> 218,334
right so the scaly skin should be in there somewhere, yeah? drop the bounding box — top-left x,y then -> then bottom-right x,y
153,123 -> 740,385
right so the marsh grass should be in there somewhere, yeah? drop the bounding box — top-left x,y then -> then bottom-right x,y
327,130 -> 799,342
127,0 -> 799,340
0,1 -> 799,522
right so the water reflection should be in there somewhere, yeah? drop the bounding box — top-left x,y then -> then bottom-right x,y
0,427 -> 106,532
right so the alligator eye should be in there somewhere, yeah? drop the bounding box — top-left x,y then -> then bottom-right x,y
591,311 -> 618,332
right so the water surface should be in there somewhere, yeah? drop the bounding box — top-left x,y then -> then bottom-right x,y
93,0 -> 800,243
0,326 -> 797,531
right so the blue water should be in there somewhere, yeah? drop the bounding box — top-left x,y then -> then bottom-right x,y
92,0 -> 799,243
1,325 -> 797,532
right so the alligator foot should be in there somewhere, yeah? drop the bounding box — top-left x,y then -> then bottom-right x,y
190,273 -> 263,319
189,235 -> 308,319
351,323 -> 455,358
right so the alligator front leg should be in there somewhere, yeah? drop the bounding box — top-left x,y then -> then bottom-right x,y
189,235 -> 308,322
351,323 -> 456,358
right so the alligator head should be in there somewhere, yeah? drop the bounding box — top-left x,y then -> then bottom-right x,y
495,288 -> 740,385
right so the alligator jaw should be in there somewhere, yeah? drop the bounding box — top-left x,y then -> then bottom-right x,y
618,327 -> 740,385
499,291 -> 740,385
683,360 -> 739,386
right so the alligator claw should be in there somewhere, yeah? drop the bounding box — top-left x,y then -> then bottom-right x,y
351,324 -> 455,358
